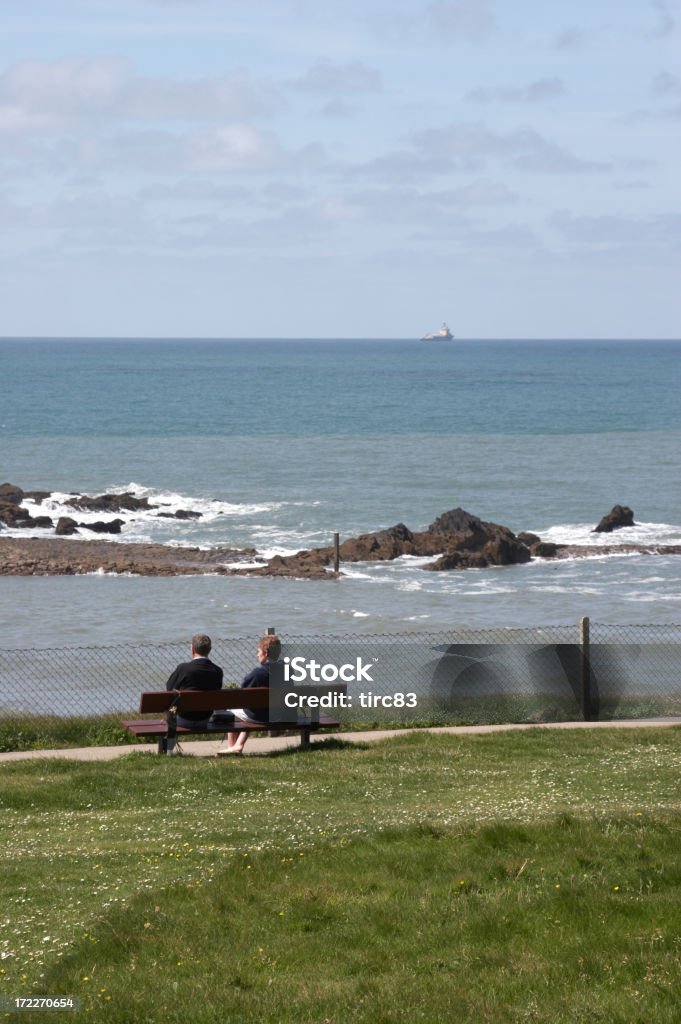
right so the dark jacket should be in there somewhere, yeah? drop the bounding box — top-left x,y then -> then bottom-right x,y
166,657 -> 223,722
240,663 -> 270,723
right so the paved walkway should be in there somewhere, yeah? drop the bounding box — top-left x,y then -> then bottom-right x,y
1,718 -> 680,763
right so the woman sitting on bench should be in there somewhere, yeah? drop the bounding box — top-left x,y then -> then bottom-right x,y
216,634 -> 281,756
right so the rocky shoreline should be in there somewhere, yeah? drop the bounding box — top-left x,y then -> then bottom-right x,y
1,483 -> 679,579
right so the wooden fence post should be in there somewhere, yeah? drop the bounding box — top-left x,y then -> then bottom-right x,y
579,616 -> 592,721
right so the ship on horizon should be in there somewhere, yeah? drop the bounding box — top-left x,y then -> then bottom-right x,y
421,322 -> 454,341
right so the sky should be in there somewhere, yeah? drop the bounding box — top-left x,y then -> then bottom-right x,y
0,0 -> 679,339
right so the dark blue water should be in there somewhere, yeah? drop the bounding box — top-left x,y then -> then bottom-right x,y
1,339 -> 679,437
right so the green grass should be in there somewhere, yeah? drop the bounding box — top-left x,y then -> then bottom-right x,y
0,715 -> 134,753
1,728 -> 680,1022
2,690 -> 680,752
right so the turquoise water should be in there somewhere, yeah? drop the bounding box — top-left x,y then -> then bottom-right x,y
2,339 -> 679,438
1,338 -> 680,645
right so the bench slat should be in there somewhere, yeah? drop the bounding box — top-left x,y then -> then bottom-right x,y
139,689 -> 271,714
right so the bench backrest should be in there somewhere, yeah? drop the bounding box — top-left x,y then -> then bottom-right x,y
140,689 -> 270,714
139,684 -> 346,716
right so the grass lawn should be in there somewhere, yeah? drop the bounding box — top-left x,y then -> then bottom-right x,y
1,728 -> 680,1022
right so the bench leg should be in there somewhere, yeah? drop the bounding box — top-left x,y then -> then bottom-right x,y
300,729 -> 310,750
158,736 -> 168,755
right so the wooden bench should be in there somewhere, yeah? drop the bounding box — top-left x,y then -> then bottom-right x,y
121,686 -> 343,754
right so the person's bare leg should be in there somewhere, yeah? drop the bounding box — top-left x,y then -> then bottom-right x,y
231,730 -> 249,753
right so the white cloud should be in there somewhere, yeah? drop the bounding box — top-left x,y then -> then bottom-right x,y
425,0 -> 496,41
288,61 -> 382,95
650,0 -> 676,37
0,57 -> 128,132
0,57 -> 276,137
332,179 -> 516,227
407,122 -> 609,176
188,124 -> 281,171
342,118 -> 610,182
466,78 -> 565,104
551,210 -> 681,253
551,27 -> 585,51
652,71 -> 681,95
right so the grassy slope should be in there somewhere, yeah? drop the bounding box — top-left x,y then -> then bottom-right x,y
1,728 -> 680,1023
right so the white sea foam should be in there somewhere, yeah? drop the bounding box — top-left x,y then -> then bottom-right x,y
538,519 -> 681,547
82,568 -> 139,577
338,568 -> 375,581
117,482 -> 281,518
15,483 -> 301,550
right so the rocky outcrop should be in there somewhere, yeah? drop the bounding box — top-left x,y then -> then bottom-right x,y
55,517 -> 79,536
517,531 -> 540,547
16,515 -> 54,530
528,541 -> 558,558
80,519 -> 124,534
65,492 -> 153,514
156,509 -> 202,520
420,509 -> 532,571
2,485 -> 204,534
0,497 -> 53,530
593,505 -> 635,533
2,495 -> 677,579
263,507 -> 533,575
262,551 -> 337,579
0,502 -> 29,527
0,483 -> 24,505
0,538 -> 258,576
338,523 -> 417,561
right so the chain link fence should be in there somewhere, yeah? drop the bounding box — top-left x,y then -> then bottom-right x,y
0,622 -> 680,749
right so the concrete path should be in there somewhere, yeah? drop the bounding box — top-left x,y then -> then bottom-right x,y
1,717 -> 679,763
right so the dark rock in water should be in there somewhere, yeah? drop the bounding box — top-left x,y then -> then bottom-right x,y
517,531 -> 541,547
482,536 -> 532,565
424,551 -> 488,571
417,508 -> 531,568
66,492 -> 153,514
273,507 -> 534,574
264,551 -> 336,579
513,531 -> 558,558
24,491 -> 52,504
0,483 -> 24,505
426,507 -> 485,537
17,515 -> 54,529
156,509 -> 202,520
0,501 -> 30,526
529,541 -> 558,558
337,523 -> 416,562
55,517 -> 79,536
80,519 -> 124,534
593,505 -> 635,533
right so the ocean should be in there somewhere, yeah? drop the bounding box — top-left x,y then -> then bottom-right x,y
1,338 -> 680,649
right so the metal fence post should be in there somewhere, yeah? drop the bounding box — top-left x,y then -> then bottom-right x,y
333,532 -> 340,573
266,626 -> 276,635
579,616 -> 592,721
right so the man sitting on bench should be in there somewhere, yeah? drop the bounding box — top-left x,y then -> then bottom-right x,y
216,633 -> 280,756
165,633 -> 223,754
